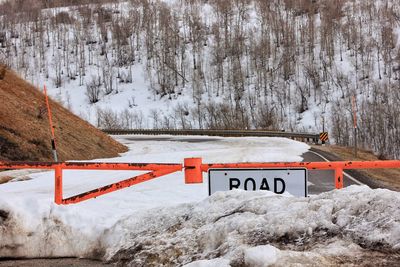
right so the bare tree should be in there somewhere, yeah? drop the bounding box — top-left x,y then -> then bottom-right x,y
86,76 -> 101,104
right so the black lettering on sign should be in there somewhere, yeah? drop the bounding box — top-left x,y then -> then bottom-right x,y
274,178 -> 286,194
259,178 -> 270,190
244,178 -> 256,190
229,178 -> 240,189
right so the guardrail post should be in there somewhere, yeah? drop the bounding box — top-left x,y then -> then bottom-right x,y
184,158 -> 203,183
54,164 -> 63,205
335,168 -> 344,189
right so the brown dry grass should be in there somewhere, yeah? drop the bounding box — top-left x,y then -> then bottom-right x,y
0,175 -> 13,184
0,66 -> 127,162
314,145 -> 400,191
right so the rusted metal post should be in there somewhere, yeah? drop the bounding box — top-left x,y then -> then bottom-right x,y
184,158 -> 203,183
54,165 -> 63,205
335,168 -> 344,189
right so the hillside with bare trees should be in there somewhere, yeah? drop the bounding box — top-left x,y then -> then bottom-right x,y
0,0 -> 399,158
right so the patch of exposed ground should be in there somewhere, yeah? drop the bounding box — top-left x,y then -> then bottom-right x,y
0,66 -> 127,162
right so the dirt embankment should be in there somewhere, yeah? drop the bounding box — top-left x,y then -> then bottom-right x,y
0,66 -> 127,162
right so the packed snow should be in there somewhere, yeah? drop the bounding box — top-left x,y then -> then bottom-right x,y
104,187 -> 400,266
0,136 -> 399,265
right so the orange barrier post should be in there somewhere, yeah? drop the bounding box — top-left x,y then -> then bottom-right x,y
335,168 -> 344,189
54,165 -> 63,204
184,158 -> 203,183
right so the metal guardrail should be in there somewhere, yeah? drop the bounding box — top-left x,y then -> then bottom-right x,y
102,129 -> 320,143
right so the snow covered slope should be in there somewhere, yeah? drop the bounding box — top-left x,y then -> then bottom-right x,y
2,0 -> 400,159
0,136 -> 399,265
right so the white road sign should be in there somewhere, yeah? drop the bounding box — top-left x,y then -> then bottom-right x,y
208,168 -> 308,197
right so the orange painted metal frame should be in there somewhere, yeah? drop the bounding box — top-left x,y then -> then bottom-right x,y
1,159 -> 400,205
183,158 -> 400,190
0,161 -> 182,205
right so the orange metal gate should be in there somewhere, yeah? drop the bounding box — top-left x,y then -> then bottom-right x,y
0,161 -> 182,204
184,158 -> 400,189
1,159 -> 400,205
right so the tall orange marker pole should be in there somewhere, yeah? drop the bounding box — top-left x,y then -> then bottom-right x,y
44,85 -> 58,162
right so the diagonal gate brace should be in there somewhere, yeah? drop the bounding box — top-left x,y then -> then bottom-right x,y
60,168 -> 180,204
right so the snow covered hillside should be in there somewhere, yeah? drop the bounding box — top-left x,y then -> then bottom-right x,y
0,136 -> 399,265
1,0 -> 400,158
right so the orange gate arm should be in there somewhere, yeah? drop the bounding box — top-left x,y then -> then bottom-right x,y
2,159 -> 400,205
0,161 -> 182,205
184,158 -> 400,190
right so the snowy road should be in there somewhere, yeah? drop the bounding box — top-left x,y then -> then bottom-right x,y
303,150 -> 360,194
120,135 -> 361,195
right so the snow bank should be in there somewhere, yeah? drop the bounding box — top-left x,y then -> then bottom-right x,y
1,136 -> 399,265
1,186 -> 400,265
0,136 -> 309,259
244,245 -> 279,267
102,186 -> 400,266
